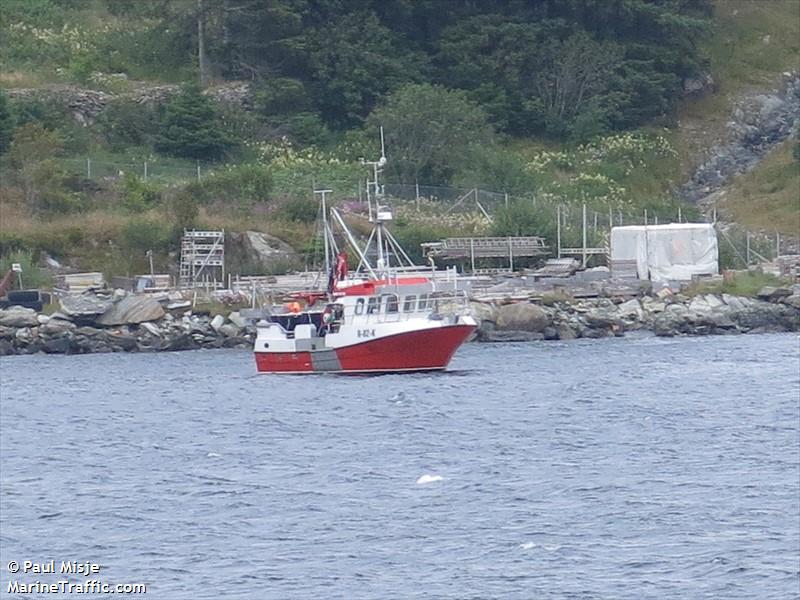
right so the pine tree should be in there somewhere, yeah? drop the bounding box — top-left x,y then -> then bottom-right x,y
0,90 -> 15,155
155,83 -> 234,160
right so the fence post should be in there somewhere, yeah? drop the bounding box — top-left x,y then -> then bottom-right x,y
582,203 -> 587,268
143,161 -> 148,182
746,232 -> 751,265
415,179 -> 420,212
87,158 -> 91,179
677,206 -> 682,223
643,208 -> 647,225
556,205 -> 562,259
504,192 -> 508,209
196,161 -> 201,182
776,231 -> 781,258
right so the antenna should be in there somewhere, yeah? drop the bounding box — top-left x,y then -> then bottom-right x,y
379,126 -> 386,166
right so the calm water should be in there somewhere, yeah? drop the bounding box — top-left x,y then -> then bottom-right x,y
1,334 -> 798,599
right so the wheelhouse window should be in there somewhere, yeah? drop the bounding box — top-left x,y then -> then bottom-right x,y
418,294 -> 429,310
354,298 -> 365,315
367,296 -> 381,314
403,295 -> 416,312
384,294 -> 399,313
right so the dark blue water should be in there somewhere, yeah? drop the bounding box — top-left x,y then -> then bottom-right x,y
1,334 -> 798,599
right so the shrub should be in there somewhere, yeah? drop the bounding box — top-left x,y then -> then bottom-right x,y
97,100 -> 162,151
120,218 -> 172,254
185,164 -> 273,207
275,196 -> 318,223
169,191 -> 199,231
119,173 -> 162,213
490,200 -> 557,241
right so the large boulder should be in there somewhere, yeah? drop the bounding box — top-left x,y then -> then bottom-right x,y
238,231 -> 300,272
97,295 -> 165,326
40,317 -> 76,335
0,307 -> 39,328
60,295 -> 114,319
756,286 -> 793,302
495,303 -> 550,332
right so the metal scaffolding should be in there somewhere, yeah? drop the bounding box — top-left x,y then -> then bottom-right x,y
179,229 -> 225,289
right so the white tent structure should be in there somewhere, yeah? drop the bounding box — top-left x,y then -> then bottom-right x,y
610,223 -> 718,282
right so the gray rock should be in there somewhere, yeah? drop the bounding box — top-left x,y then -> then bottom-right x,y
106,332 -> 137,351
160,333 -> 198,351
584,310 -> 620,328
41,317 -> 77,335
15,327 -> 34,343
42,337 -> 71,354
781,294 -> 800,309
556,324 -> 577,340
75,326 -> 104,337
0,307 -> 39,328
241,230 -> 300,271
222,336 -> 251,348
616,298 -> 642,320
140,321 -> 163,336
495,303 -> 550,332
0,339 -> 15,355
722,294 -> 746,311
97,295 -> 165,326
218,323 -> 242,338
210,314 -> 226,332
703,294 -> 725,309
481,330 -> 545,342
227,311 -> 247,329
60,295 -> 113,318
756,286 -> 793,302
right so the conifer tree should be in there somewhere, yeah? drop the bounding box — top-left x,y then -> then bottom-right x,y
0,90 -> 15,155
155,83 -> 234,160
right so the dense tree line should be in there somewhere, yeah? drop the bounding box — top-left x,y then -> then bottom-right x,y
105,0 -> 713,141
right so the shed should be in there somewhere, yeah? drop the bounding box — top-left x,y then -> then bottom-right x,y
610,223 -> 718,282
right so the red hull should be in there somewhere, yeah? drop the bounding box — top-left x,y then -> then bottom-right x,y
254,324 -> 475,373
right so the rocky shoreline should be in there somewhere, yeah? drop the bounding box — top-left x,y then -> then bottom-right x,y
0,286 -> 798,357
472,286 -> 800,342
0,293 -> 253,356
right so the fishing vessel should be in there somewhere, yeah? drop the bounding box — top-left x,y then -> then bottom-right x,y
253,137 -> 476,373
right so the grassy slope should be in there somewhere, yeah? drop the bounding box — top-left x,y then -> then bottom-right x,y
718,139 -> 800,235
672,0 -> 800,234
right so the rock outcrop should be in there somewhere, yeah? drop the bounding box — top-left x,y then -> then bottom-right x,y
682,72 -> 800,206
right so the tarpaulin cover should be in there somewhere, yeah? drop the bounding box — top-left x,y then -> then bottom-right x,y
610,224 -> 718,282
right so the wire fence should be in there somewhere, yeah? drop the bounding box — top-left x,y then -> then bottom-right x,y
61,157 -> 207,184
55,157 -> 792,268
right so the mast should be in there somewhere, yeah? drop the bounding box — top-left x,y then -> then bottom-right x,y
314,189 -> 333,275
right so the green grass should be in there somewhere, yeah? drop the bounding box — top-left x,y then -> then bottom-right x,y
708,0 -> 800,90
718,139 -> 800,235
688,270 -> 791,297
